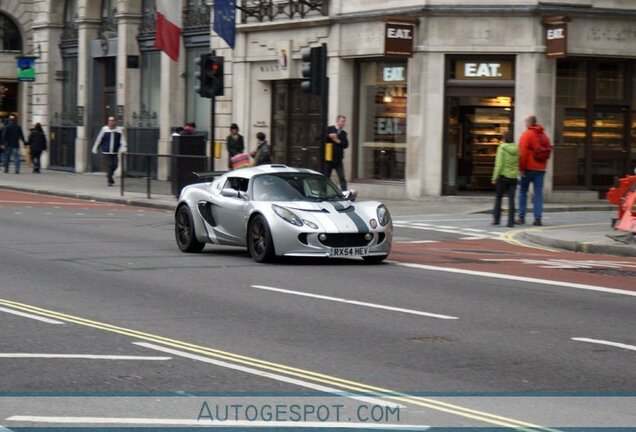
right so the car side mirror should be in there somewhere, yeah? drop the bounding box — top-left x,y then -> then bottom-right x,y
221,188 -> 240,198
343,189 -> 358,202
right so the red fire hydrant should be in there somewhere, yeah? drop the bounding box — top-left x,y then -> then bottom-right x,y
606,174 -> 636,234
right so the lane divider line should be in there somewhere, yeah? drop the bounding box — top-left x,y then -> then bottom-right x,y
0,306 -> 64,324
0,299 -> 559,432
250,285 -> 458,320
6,416 -> 430,429
572,338 -> 636,352
0,353 -> 172,360
391,262 -> 636,297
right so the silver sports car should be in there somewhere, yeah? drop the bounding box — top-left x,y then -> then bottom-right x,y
175,165 -> 392,263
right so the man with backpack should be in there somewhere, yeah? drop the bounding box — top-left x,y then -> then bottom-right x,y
516,115 -> 552,226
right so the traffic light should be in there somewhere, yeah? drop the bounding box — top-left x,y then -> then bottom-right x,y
300,46 -> 324,95
195,54 -> 224,98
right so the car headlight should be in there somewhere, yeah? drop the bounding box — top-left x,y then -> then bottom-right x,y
272,204 -> 303,227
303,219 -> 319,229
376,204 -> 391,226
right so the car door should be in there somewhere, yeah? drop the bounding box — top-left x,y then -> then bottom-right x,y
212,177 -> 249,245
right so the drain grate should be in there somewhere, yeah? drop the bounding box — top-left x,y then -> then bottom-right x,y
409,336 -> 452,344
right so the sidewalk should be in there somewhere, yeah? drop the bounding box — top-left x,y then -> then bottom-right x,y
1,170 -> 634,257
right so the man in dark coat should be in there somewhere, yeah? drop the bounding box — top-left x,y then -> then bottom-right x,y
1,115 -> 26,174
324,115 -> 349,191
27,123 -> 48,173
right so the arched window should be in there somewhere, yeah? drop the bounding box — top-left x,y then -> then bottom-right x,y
100,0 -> 117,38
0,13 -> 22,52
61,0 -> 78,42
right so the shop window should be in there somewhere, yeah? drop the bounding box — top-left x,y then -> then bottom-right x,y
554,59 -> 588,187
357,62 -> 407,180
140,51 -> 161,118
595,61 -> 624,101
556,59 -> 586,108
0,13 -> 21,52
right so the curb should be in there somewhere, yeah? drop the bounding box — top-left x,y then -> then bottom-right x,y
0,185 -> 176,211
522,230 -> 636,258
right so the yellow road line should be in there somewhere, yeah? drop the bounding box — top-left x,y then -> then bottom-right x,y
0,298 -> 559,432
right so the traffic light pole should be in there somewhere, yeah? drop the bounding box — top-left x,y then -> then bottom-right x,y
210,94 -> 215,171
320,43 -> 328,174
209,50 -> 216,171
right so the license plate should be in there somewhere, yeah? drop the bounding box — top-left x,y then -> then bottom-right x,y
330,246 -> 369,257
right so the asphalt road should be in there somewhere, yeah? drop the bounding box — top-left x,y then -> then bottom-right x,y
1,190 -> 635,430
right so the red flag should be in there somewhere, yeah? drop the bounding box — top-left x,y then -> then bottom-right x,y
155,0 -> 182,62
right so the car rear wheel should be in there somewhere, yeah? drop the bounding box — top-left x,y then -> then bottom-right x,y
362,254 -> 388,264
248,215 -> 275,263
175,205 -> 205,253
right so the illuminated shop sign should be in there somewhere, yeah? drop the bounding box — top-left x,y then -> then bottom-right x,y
455,61 -> 513,80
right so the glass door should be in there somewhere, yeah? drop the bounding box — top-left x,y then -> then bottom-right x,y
590,107 -> 629,188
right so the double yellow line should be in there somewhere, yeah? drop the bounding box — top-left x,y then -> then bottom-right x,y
0,298 -> 559,432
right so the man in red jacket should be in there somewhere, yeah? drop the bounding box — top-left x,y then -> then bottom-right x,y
516,115 -> 549,226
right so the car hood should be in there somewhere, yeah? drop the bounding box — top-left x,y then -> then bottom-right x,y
267,200 -> 384,233
282,201 -> 352,212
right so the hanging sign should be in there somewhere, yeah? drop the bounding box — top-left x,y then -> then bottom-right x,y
17,56 -> 37,82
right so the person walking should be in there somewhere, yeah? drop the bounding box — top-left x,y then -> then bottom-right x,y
226,123 -> 245,169
491,130 -> 519,227
516,115 -> 552,226
324,115 -> 349,191
91,116 -> 127,186
1,115 -> 26,174
250,132 -> 272,166
27,123 -> 47,174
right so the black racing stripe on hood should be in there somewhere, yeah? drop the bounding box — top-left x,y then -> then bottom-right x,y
332,202 -> 369,233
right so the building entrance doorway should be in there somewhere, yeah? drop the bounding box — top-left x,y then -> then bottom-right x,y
90,56 -> 117,171
271,80 -> 323,172
445,95 -> 514,194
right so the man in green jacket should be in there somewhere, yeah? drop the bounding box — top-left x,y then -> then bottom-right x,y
491,130 -> 519,227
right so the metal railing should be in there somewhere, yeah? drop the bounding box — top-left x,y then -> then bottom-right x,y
121,152 -> 227,198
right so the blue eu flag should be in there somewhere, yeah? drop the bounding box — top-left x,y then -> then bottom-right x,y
213,0 -> 236,49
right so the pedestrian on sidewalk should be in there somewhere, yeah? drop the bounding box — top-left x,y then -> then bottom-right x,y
517,115 -> 552,226
250,132 -> 272,166
491,130 -> 519,227
324,115 -> 349,191
27,123 -> 47,174
91,116 -> 127,186
1,115 -> 26,174
226,123 -> 245,169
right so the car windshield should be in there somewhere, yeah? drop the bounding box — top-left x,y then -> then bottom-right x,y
252,173 -> 344,202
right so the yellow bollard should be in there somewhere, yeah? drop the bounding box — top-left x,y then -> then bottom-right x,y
214,140 -> 222,159
324,142 -> 333,162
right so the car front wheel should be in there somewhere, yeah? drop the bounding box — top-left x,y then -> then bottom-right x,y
248,215 -> 275,263
175,205 -> 205,253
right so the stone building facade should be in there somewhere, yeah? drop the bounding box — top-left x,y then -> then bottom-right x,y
1,0 -> 635,200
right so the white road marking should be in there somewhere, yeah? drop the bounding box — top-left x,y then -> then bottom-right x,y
463,228 -> 487,233
0,306 -> 64,324
572,338 -> 636,352
393,223 -> 498,239
133,342 -> 404,409
6,416 -> 427,429
393,262 -> 636,297
459,237 -> 488,241
402,240 -> 439,244
251,285 -> 458,320
0,354 -> 172,360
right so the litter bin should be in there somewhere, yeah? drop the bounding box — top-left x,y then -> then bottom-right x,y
171,134 -> 208,196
